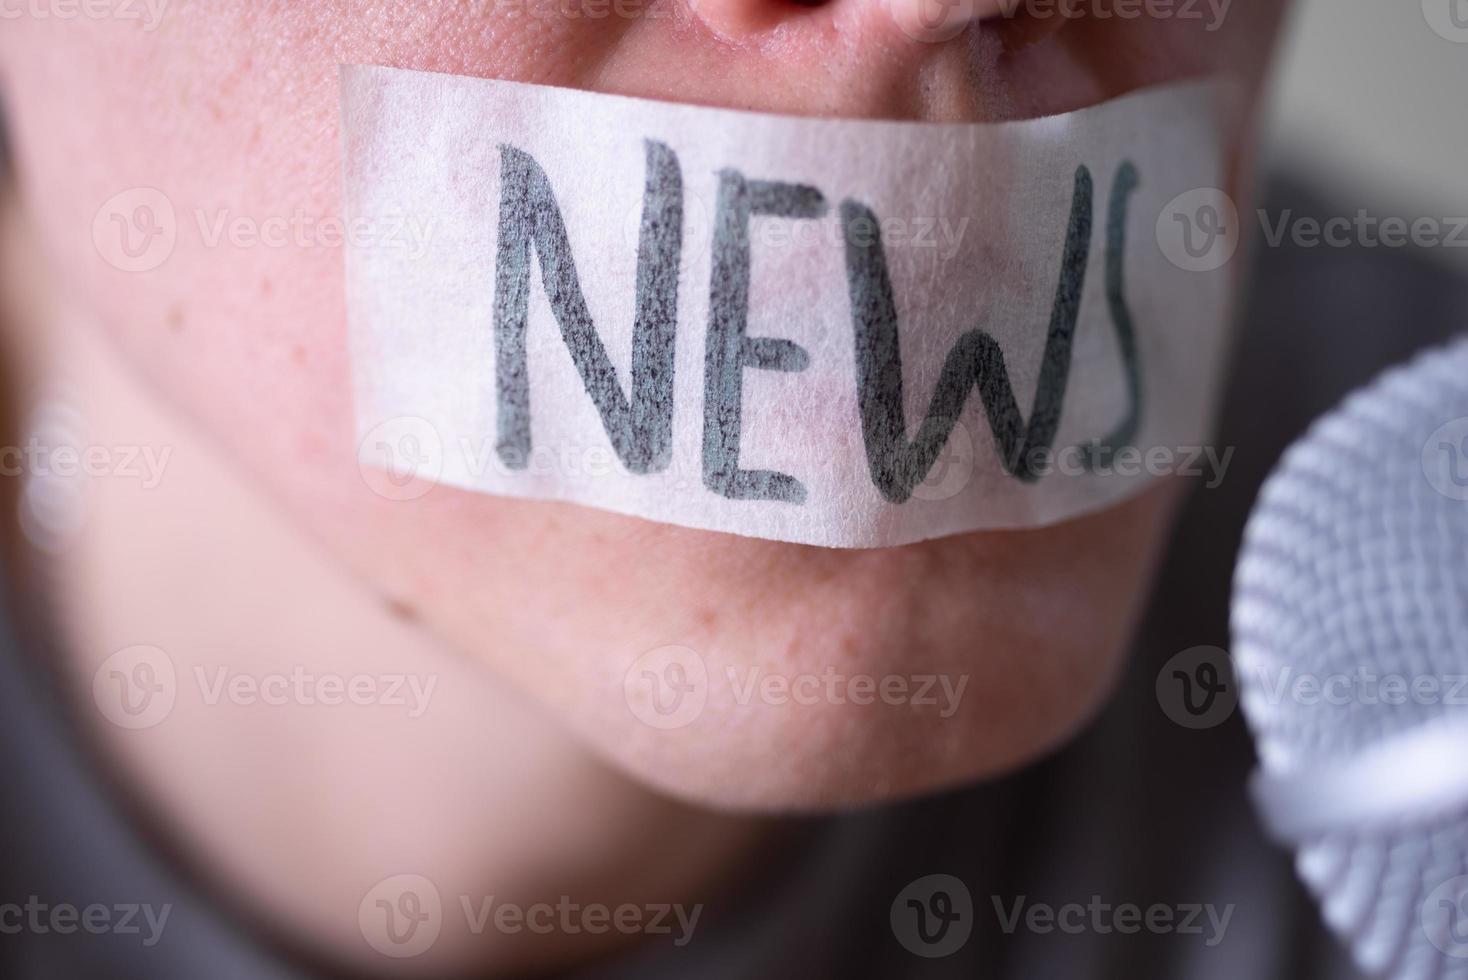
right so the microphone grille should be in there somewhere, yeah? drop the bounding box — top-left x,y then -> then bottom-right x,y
1233,337 -> 1468,978
1234,336 -> 1468,773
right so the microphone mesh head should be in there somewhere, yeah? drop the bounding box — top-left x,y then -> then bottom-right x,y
1234,336 -> 1468,979
1235,337 -> 1468,770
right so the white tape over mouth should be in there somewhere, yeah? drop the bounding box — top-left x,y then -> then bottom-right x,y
342,65 -> 1233,548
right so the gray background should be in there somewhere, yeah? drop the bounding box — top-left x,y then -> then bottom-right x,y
1264,0 -> 1468,272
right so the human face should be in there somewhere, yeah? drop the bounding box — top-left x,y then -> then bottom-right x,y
0,0 -> 1287,808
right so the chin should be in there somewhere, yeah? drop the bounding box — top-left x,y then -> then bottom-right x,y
357,481 -> 1183,813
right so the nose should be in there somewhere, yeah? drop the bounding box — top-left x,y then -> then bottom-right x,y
686,0 -> 1015,43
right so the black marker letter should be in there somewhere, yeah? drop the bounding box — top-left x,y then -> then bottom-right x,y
494,141 -> 682,474
703,170 -> 827,504
1081,161 -> 1142,467
841,166 -> 1094,503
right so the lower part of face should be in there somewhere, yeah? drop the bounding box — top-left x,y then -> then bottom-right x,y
0,0 -> 1285,808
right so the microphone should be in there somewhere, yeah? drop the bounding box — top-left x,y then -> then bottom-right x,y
1233,336 -> 1468,979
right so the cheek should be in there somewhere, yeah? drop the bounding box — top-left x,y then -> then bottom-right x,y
1,7 -> 618,494
3,24 -> 346,490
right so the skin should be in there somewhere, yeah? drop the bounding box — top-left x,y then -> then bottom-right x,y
0,1 -> 1288,975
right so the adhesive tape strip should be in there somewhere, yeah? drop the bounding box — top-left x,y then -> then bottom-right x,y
342,65 -> 1234,547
